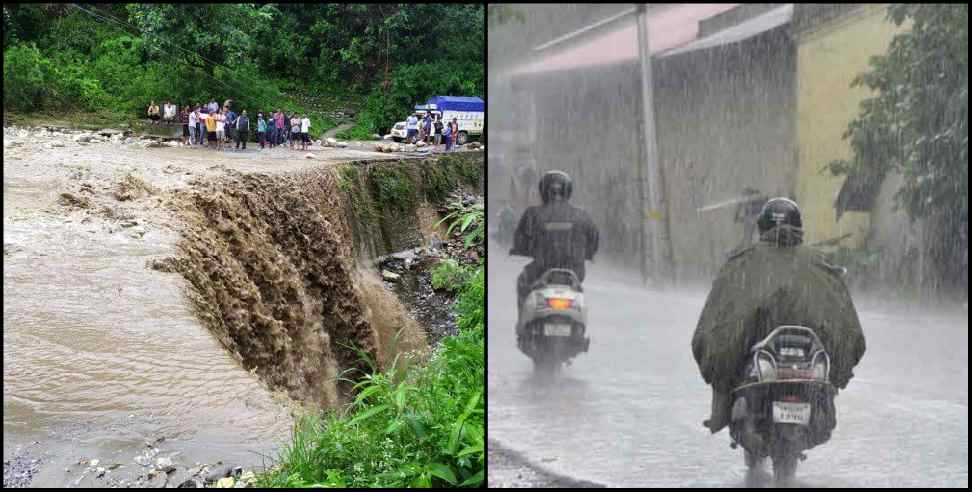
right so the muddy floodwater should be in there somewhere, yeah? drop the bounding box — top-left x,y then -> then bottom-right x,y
2,127 -> 411,487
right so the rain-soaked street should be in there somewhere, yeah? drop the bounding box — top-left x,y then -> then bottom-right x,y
487,239 -> 969,487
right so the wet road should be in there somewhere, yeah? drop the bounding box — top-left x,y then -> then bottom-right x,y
487,239 -> 969,487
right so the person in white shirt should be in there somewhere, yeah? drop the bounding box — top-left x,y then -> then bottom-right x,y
300,114 -> 311,151
406,113 -> 419,144
215,110 -> 226,151
188,107 -> 198,145
163,101 -> 176,122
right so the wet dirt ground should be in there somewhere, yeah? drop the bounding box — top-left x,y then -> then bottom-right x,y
487,238 -> 968,488
2,126 -> 473,487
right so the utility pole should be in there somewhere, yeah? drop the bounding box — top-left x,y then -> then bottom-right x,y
635,3 -> 665,287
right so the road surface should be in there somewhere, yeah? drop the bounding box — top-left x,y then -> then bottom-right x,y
487,239 -> 968,487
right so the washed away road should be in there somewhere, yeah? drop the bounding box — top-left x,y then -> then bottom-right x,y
487,239 -> 968,487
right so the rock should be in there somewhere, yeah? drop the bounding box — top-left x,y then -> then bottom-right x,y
49,141 -> 65,148
205,465 -> 234,482
382,270 -> 401,281
416,141 -> 427,147
315,140 -> 322,147
465,142 -> 481,150
326,137 -> 338,146
75,134 -> 94,143
404,144 -> 415,152
155,457 -> 175,473
97,129 -> 123,137
216,477 -> 235,488
304,153 -> 314,159
372,133 -> 381,140
383,134 -> 393,140
336,141 -> 348,148
167,141 -> 180,147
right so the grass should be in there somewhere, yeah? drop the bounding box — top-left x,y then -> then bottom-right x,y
255,197 -> 485,488
368,163 -> 417,213
430,259 -> 473,293
335,123 -> 375,141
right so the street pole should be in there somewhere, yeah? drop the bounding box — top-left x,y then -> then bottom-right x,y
635,3 -> 664,287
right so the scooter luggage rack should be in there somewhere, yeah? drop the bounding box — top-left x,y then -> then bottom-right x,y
732,325 -> 834,392
530,268 -> 583,291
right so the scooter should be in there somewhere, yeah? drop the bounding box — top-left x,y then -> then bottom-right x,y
516,268 -> 589,376
729,325 -> 837,486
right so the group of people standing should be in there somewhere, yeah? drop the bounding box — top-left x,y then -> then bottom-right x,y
406,112 -> 461,151
254,109 -> 311,151
147,99 -> 311,152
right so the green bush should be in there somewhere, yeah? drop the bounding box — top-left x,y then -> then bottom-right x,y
3,44 -> 55,111
430,258 -> 472,293
436,199 -> 484,248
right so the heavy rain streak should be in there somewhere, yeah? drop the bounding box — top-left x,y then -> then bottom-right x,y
487,4 -> 967,488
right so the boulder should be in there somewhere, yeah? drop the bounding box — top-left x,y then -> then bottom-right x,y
372,134 -> 382,140
326,137 -> 338,146
336,141 -> 348,148
382,270 -> 401,281
74,134 -> 94,143
49,141 -> 66,148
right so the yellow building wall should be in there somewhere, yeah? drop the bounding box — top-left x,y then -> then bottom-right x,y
794,5 -> 906,247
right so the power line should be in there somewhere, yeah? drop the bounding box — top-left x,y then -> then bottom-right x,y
68,3 -> 252,97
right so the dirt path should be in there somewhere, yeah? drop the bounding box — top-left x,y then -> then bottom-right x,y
323,122 -> 356,139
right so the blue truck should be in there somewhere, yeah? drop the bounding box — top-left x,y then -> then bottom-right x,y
391,96 -> 485,144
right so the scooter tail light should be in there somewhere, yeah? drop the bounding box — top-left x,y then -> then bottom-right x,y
546,298 -> 573,310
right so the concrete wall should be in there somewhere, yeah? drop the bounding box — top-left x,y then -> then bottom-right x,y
506,26 -> 798,281
655,27 -> 797,281
792,4 -> 903,247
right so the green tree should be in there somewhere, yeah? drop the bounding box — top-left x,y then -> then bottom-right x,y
828,4 -> 968,296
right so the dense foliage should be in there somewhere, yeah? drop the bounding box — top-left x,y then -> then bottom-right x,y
3,4 -> 483,135
828,4 -> 968,296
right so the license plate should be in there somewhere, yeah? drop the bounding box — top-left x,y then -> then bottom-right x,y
543,323 -> 572,337
772,402 -> 811,425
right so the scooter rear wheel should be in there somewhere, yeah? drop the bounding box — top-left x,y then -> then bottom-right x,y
771,454 -> 798,485
533,356 -> 561,378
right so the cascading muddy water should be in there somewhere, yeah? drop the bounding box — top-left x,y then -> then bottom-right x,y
165,167 -> 425,406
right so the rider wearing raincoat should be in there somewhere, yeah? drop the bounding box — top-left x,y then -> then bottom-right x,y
692,197 -> 866,433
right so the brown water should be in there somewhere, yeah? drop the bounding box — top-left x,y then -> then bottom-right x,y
2,128 -> 376,486
3,190 -> 293,487
4,127 -> 479,486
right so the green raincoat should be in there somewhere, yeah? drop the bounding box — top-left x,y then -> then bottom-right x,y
692,225 -> 866,393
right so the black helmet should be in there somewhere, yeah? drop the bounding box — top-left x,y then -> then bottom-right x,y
757,197 -> 802,234
539,170 -> 573,204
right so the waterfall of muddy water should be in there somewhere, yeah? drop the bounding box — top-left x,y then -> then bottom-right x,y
168,168 -> 428,406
